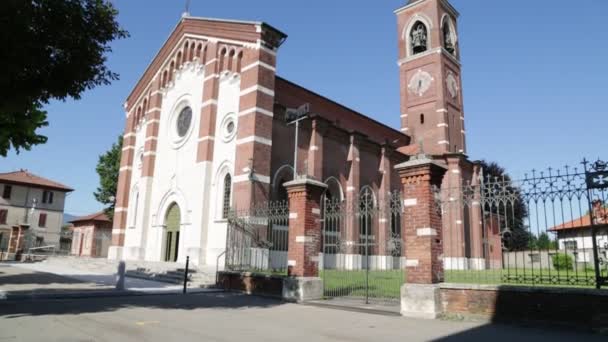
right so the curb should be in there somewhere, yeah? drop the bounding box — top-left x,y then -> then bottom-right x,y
0,288 -> 224,302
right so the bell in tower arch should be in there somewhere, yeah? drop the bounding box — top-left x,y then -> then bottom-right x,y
410,22 -> 428,55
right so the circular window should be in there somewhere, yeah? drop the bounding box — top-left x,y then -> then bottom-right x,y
221,114 -> 237,142
176,107 -> 192,137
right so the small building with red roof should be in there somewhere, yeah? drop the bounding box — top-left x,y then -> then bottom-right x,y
70,211 -> 112,258
548,200 -> 608,264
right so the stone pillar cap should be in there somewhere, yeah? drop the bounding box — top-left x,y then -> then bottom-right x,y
283,176 -> 328,189
395,155 -> 447,170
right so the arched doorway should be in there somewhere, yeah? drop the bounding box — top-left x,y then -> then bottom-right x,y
163,203 -> 181,262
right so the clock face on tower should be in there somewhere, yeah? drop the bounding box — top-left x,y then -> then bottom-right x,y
408,70 -> 434,97
446,72 -> 459,99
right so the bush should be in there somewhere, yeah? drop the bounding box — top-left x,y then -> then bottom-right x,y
552,253 -> 574,271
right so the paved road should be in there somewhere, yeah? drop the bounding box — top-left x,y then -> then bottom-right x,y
0,293 -> 603,342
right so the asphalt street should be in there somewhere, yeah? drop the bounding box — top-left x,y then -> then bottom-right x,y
0,292 -> 604,342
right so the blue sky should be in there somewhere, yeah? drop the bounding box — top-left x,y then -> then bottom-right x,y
3,0 -> 607,216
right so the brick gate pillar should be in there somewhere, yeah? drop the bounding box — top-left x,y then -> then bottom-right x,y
395,155 -> 447,318
282,177 -> 327,302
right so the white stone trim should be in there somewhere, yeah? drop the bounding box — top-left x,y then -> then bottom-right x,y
259,45 -> 278,56
311,208 -> 321,215
147,107 -> 162,113
436,108 -> 448,113
309,145 -> 319,151
403,198 -> 418,207
233,173 -> 271,184
198,136 -> 215,142
401,128 -> 409,132
122,146 -> 135,151
201,99 -> 218,108
288,260 -> 296,267
143,151 -> 156,157
147,119 -> 160,125
451,169 -> 460,174
417,228 -> 438,236
124,133 -> 136,138
203,73 -> 219,82
456,220 -> 462,225
205,58 -> 218,66
239,107 -> 274,118
347,186 -> 356,192
405,259 -> 419,267
241,61 -> 276,73
115,207 -> 127,213
236,136 -> 272,146
289,213 -> 298,219
401,113 -> 408,118
437,123 -> 448,128
240,85 -> 275,97
295,236 -> 313,243
119,166 -> 133,172
438,140 -> 450,145
145,136 -> 158,142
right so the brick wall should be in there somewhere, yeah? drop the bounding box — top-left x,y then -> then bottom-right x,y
440,284 -> 608,331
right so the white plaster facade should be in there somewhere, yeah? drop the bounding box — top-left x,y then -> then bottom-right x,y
119,62 -> 240,267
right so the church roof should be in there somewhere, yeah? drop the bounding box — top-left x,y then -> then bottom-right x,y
275,77 -> 410,148
0,170 -> 73,192
126,16 -> 287,108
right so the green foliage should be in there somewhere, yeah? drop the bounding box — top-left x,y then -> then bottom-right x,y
528,232 -> 558,250
94,136 -> 122,220
479,160 -> 530,251
0,0 -> 128,156
552,253 -> 574,271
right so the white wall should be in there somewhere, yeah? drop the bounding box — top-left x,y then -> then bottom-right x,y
123,61 -> 208,265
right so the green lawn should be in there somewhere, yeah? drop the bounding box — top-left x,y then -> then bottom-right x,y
320,268 -> 608,300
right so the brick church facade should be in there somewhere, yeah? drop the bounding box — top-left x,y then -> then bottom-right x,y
110,0 -> 492,269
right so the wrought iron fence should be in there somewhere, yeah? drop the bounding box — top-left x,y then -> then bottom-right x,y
321,190 -> 404,304
440,158 -> 608,289
225,200 -> 290,274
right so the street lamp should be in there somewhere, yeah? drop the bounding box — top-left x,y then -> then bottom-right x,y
286,103 -> 311,180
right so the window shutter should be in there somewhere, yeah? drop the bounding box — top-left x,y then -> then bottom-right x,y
39,213 -> 47,227
0,210 -> 7,224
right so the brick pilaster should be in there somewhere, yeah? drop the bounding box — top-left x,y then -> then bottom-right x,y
345,133 -> 362,254
376,144 -> 393,256
284,178 -> 327,277
233,46 -> 278,210
306,118 -> 327,180
197,42 -> 219,163
443,154 -> 466,268
112,111 -> 136,246
396,156 -> 447,284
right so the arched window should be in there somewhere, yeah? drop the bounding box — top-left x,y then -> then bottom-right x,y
359,187 -> 376,257
222,174 -> 232,219
442,17 -> 456,55
410,21 -> 428,55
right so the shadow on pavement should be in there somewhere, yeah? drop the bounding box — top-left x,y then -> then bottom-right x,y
0,292 -> 282,319
431,322 -> 606,342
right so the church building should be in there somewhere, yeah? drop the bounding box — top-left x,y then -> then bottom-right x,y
110,0 -> 487,269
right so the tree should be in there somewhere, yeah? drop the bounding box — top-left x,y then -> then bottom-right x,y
479,160 -> 530,251
0,0 -> 128,156
94,136 -> 122,219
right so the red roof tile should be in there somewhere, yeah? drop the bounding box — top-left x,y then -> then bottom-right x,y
69,211 -> 111,224
0,170 -> 73,192
549,207 -> 607,232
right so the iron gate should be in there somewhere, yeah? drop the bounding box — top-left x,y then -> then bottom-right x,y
439,158 -> 608,289
321,189 -> 404,304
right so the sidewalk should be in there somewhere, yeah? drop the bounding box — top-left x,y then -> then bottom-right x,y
0,263 -> 220,301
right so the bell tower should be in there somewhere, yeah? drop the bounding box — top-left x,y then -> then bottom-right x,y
396,0 -> 466,155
